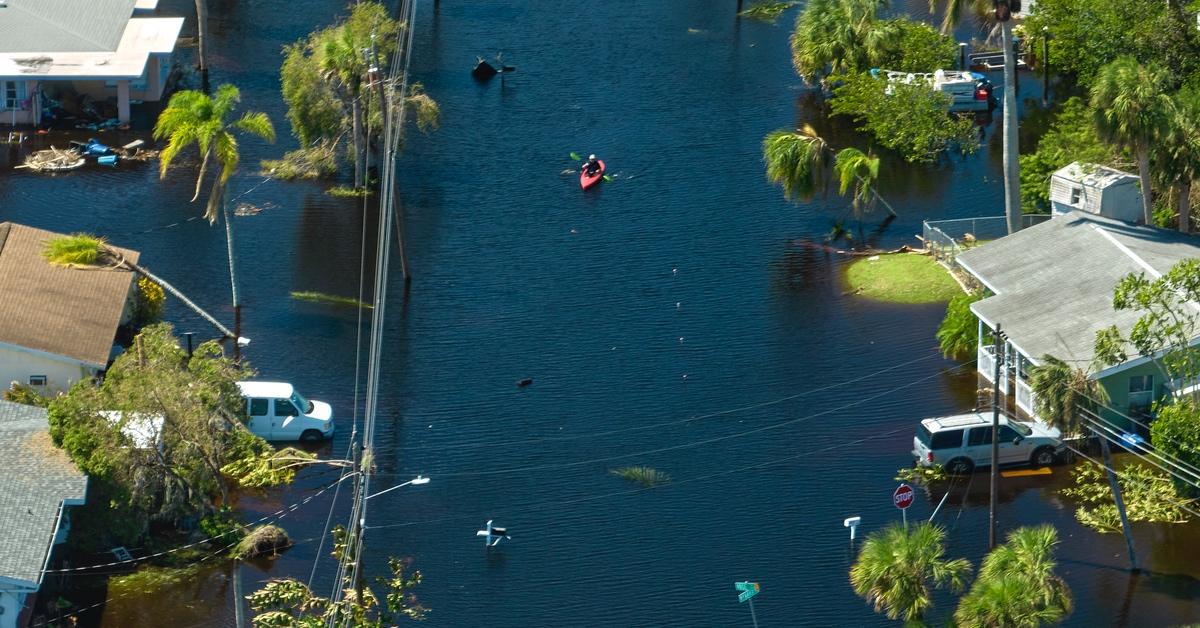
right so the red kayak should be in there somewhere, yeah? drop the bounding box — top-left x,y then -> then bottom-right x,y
580,160 -> 605,190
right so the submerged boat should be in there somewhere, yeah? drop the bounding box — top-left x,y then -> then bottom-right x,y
872,68 -> 994,112
580,160 -> 605,190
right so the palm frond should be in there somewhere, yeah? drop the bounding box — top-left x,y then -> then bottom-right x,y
232,111 -> 276,143
211,83 -> 242,120
42,234 -> 108,266
763,124 -> 832,201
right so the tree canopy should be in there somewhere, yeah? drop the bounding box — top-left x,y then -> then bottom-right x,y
46,324 -> 310,549
954,525 -> 1072,628
1024,0 -> 1200,89
155,84 -> 275,223
829,72 -> 980,163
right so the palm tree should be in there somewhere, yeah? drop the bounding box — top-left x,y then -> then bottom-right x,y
1029,354 -> 1138,570
42,235 -> 234,339
929,0 -> 1020,234
194,0 -> 207,74
763,125 -> 833,201
790,0 -> 900,85
955,525 -> 1072,627
1091,57 -> 1173,226
318,26 -> 368,189
155,84 -> 276,223
834,147 -> 883,217
763,126 -> 896,220
849,522 -> 971,623
1156,85 -> 1200,233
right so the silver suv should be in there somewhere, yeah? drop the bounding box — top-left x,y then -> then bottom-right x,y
912,412 -> 1064,474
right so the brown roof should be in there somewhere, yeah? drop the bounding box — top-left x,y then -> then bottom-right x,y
0,222 -> 139,367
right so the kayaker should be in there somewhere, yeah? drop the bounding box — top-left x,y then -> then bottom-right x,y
583,154 -> 601,176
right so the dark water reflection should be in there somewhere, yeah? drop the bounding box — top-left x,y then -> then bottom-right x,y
1,0 -> 1198,626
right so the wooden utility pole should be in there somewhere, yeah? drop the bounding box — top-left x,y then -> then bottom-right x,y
989,324 -> 1003,549
1099,432 -> 1139,571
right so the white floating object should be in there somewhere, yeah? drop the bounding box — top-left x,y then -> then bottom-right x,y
867,255 -> 880,262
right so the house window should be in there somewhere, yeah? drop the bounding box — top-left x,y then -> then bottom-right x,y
28,375 -> 47,387
1130,374 -> 1155,394
2,81 -> 27,110
1069,187 -> 1082,205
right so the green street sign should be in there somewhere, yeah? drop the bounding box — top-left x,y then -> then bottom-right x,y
735,581 -> 760,603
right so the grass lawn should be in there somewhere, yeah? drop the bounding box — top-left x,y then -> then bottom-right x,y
844,253 -> 962,304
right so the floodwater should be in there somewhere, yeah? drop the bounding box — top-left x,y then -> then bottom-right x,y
2,1 -> 1200,626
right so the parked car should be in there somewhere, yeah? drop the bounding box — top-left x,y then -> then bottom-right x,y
912,412 -> 1063,474
238,381 -> 334,442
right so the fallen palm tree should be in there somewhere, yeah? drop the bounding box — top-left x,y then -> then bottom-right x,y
43,234 -> 235,339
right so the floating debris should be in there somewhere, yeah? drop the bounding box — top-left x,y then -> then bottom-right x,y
290,291 -> 373,309
16,147 -> 84,173
234,201 -> 277,217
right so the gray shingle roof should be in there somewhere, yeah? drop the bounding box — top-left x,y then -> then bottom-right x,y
0,0 -> 136,53
956,211 -> 1200,367
0,400 -> 87,587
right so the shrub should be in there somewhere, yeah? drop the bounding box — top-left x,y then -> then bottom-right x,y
135,276 -> 165,325
1061,461 -> 1192,532
936,292 -> 983,360
260,143 -> 338,180
3,382 -> 49,407
233,524 -> 291,560
1150,400 -> 1200,498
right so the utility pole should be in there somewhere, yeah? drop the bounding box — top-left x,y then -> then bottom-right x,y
989,324 -> 1003,550
1099,431 -> 1139,571
1041,27 -> 1050,107
233,560 -> 246,628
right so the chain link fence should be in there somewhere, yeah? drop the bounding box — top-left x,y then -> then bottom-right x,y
923,215 -> 1050,264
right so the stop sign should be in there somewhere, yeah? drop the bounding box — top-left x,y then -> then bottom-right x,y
893,484 -> 915,510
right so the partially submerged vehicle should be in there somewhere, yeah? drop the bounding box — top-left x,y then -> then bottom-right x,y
912,411 -> 1064,474
238,381 -> 334,442
872,68 -> 995,112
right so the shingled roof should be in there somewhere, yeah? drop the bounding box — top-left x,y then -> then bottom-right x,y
956,211 -> 1200,370
0,0 -> 136,54
0,400 -> 87,587
0,222 -> 139,367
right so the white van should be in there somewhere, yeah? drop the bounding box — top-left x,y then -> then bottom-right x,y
238,381 -> 334,442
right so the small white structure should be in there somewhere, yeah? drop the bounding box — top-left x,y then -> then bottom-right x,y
0,222 -> 139,394
1049,162 -> 1144,223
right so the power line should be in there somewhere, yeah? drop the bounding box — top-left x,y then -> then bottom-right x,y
374,360 -> 978,480
364,425 -> 916,533
41,473 -> 355,575
401,348 -> 951,453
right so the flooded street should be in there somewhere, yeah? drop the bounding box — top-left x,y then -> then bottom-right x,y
3,1 -> 1200,625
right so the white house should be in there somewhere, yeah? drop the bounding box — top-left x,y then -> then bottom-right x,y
0,222 -> 140,393
0,400 -> 87,627
1049,162 -> 1144,223
0,0 -> 184,125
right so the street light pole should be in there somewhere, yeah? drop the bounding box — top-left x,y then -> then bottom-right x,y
352,475 -> 430,603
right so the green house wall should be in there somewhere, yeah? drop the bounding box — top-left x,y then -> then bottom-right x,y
1096,361 -> 1164,433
